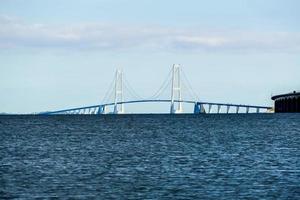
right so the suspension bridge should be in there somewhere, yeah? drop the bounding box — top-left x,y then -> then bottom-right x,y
40,64 -> 272,115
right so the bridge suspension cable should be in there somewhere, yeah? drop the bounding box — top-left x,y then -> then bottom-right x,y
123,76 -> 143,100
145,67 -> 173,100
101,73 -> 116,104
39,64 -> 273,115
181,69 -> 201,101
100,65 -> 201,114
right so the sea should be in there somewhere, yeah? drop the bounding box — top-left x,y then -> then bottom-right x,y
1,114 -> 299,199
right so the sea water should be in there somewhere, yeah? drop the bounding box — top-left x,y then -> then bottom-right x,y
1,114 -> 299,199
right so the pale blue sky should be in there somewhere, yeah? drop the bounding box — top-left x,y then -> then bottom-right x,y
0,0 -> 299,113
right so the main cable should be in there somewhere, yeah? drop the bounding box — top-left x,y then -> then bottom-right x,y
181,69 -> 200,101
101,74 -> 116,104
146,68 -> 173,100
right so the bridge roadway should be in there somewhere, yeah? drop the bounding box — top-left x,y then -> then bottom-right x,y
40,99 -> 272,115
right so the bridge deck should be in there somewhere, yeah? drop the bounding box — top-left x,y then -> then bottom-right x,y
40,99 -> 272,115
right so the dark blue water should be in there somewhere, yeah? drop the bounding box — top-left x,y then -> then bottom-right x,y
1,114 -> 299,199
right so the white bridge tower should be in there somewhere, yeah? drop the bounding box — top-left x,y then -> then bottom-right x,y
113,69 -> 125,114
170,64 -> 183,114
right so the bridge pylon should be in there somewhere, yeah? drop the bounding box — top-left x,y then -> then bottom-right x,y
113,69 -> 125,114
170,64 -> 183,114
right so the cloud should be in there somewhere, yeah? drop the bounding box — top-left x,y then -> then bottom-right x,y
0,15 -> 300,52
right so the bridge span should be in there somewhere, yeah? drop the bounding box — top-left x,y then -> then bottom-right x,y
40,99 -> 271,115
40,65 -> 272,115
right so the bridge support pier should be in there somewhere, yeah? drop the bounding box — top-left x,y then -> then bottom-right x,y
226,105 -> 230,113
97,105 -> 107,114
236,106 -> 240,114
246,107 -> 250,114
208,104 -> 212,114
194,103 -> 205,114
217,105 -> 221,114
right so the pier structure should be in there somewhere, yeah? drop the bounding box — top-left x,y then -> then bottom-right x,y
272,91 -> 300,113
40,65 -> 272,115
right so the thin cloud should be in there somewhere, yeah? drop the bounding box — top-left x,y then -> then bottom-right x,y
0,15 -> 299,52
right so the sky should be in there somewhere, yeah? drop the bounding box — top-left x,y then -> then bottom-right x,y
0,0 -> 299,113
